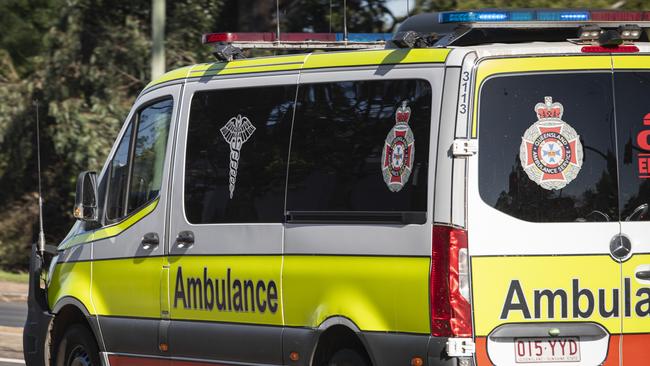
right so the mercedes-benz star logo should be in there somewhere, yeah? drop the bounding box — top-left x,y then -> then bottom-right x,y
610,234 -> 632,261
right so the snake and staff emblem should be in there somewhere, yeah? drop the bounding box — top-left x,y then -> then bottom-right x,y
220,114 -> 256,198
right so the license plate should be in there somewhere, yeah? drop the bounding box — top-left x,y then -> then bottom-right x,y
514,337 -> 580,363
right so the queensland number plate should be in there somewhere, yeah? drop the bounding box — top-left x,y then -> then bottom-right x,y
515,337 -> 580,363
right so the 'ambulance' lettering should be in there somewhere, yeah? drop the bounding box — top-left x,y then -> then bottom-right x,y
174,267 -> 278,314
501,278 -> 650,320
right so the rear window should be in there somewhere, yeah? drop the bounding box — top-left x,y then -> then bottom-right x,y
614,71 -> 650,222
478,73 -> 619,223
286,79 -> 432,215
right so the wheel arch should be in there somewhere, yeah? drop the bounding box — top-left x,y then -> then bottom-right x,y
50,296 -> 105,358
311,316 -> 375,366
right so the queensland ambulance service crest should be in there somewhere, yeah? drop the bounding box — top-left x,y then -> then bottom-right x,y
520,97 -> 583,190
382,101 -> 415,192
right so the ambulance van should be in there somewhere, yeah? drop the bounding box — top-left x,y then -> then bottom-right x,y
23,9 -> 650,366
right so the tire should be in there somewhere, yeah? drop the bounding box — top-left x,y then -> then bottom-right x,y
55,324 -> 101,366
327,348 -> 371,366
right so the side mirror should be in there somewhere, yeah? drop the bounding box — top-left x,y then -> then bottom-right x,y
74,171 -> 98,222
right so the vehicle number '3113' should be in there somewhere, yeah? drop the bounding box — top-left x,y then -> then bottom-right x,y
514,337 -> 580,363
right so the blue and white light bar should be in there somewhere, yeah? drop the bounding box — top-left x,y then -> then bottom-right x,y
438,9 -> 650,23
335,33 -> 394,42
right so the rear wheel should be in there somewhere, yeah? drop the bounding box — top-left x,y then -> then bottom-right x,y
55,324 -> 100,366
327,348 -> 370,366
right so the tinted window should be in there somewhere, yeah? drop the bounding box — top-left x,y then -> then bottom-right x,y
106,123 -> 133,220
184,85 -> 295,224
128,99 -> 173,212
105,98 -> 173,222
478,73 -> 619,222
614,71 -> 650,221
286,79 -> 432,213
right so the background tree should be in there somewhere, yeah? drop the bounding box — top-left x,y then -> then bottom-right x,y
0,0 -> 391,271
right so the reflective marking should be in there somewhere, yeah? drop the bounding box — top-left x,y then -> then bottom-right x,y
143,65 -> 194,90
303,48 -> 450,69
58,198 -> 159,250
612,55 -> 650,69
144,49 -> 451,91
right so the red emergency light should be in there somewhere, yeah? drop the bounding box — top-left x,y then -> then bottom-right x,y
581,45 -> 640,53
202,32 -> 341,44
202,32 -> 392,45
590,11 -> 650,21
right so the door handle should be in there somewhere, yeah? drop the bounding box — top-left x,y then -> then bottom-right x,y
175,230 -> 195,249
141,232 -> 159,250
636,270 -> 650,280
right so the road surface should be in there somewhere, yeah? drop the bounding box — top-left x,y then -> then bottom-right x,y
0,302 -> 26,328
0,360 -> 24,365
0,302 -> 26,364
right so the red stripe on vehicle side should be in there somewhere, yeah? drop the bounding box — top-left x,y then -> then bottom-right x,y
622,333 -> 650,366
603,334 -> 620,366
474,337 -> 493,366
108,355 -> 167,366
108,355 -> 230,366
171,361 -> 228,366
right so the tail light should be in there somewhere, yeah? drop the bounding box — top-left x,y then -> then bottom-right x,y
431,225 -> 472,337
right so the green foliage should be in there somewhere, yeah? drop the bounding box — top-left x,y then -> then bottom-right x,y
0,193 -> 39,270
0,0 -> 219,270
0,268 -> 29,283
0,0 -> 64,75
280,0 -> 391,33
216,0 -> 391,34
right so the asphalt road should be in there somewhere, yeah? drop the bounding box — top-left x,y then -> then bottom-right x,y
0,302 -> 26,328
0,301 -> 27,364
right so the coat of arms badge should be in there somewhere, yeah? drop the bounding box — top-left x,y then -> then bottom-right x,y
520,97 -> 583,190
382,101 -> 415,192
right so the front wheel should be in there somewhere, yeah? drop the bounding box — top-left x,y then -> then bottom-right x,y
327,348 -> 371,366
55,324 -> 101,366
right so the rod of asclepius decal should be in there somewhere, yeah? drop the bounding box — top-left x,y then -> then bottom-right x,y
220,115 -> 256,199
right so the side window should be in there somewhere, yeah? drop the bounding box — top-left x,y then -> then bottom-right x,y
184,85 -> 295,224
105,98 -> 173,222
128,100 -> 173,212
286,79 -> 432,214
478,73 -> 619,222
106,124 -> 133,220
614,71 -> 650,221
